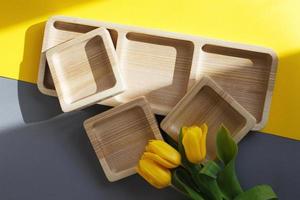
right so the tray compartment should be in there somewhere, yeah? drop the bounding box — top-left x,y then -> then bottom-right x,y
116,32 -> 194,113
48,21 -> 118,49
199,44 -> 274,127
84,97 -> 162,181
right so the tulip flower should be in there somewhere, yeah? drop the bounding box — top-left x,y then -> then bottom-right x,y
136,158 -> 171,189
182,124 -> 207,164
136,125 -> 277,200
145,140 -> 181,168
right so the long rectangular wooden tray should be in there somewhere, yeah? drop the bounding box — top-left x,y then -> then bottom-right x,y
161,76 -> 256,158
38,16 -> 277,130
84,97 -> 162,182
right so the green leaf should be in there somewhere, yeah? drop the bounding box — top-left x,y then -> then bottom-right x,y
216,125 -> 243,199
216,125 -> 237,165
234,185 -> 278,200
200,160 -> 221,179
218,160 -> 242,199
196,174 -> 226,200
172,168 -> 205,200
187,161 -> 225,200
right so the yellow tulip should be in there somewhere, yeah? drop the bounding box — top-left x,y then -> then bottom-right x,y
182,124 -> 208,164
142,152 -> 177,168
145,140 -> 181,168
136,158 -> 171,189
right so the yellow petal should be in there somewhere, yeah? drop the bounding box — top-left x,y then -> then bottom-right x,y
182,126 -> 203,164
182,126 -> 189,136
191,126 -> 202,138
200,123 -> 208,159
146,140 -> 181,167
137,158 -> 171,189
142,152 -> 177,168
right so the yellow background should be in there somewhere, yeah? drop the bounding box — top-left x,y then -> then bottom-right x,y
1,0 -> 299,140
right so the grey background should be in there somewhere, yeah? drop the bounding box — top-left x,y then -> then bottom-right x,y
0,77 -> 299,199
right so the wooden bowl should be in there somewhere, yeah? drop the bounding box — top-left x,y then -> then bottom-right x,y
46,28 -> 125,112
84,97 -> 162,182
161,76 -> 256,158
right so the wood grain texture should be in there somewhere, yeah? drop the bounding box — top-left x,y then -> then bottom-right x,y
161,76 -> 256,158
198,44 -> 277,130
38,16 -> 277,129
83,97 -> 163,182
46,28 -> 125,112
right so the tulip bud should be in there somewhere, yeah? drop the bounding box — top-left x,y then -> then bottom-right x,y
136,158 -> 171,189
145,140 -> 181,168
182,124 -> 207,164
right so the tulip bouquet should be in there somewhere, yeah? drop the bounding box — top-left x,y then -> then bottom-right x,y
137,124 -> 278,200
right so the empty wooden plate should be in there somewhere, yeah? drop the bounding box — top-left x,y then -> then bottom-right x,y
161,76 -> 256,158
46,27 -> 125,112
84,97 -> 162,182
38,16 -> 277,129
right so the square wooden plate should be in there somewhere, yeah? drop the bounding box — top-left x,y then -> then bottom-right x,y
161,76 -> 256,158
46,27 -> 125,112
38,16 -> 277,130
83,97 -> 162,182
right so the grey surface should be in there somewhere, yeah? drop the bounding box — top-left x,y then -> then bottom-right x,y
0,77 -> 299,200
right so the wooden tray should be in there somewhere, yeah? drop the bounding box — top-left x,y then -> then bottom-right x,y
161,76 -> 256,158
46,28 -> 125,112
83,97 -> 162,182
38,16 -> 277,129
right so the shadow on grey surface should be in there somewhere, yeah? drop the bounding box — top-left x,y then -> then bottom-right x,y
0,103 -> 184,200
17,80 -> 62,123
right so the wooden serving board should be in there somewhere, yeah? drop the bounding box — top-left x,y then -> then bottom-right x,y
161,76 -> 256,158
46,28 -> 125,112
38,16 -> 277,130
84,97 -> 162,182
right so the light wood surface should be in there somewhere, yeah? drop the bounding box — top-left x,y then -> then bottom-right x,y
38,16 -> 277,129
161,76 -> 256,158
84,97 -> 162,182
46,28 -> 125,112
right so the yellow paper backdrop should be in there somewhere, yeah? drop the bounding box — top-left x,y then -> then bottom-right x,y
1,0 -> 299,140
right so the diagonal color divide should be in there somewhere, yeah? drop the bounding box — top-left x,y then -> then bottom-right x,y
0,0 -> 300,140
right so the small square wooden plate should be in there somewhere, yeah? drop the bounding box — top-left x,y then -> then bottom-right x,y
161,75 -> 256,158
84,97 -> 162,182
46,27 -> 125,112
